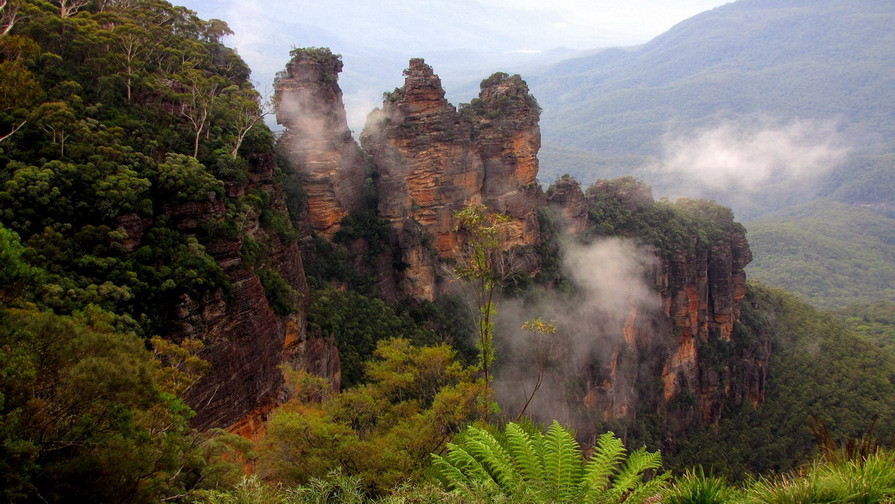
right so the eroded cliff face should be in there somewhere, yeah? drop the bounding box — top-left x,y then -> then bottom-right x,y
275,48 -> 368,238
546,175 -> 588,234
359,60 -> 542,299
271,50 -> 766,439
170,153 -> 324,431
463,73 -> 542,249
549,179 -> 766,431
656,224 -> 765,431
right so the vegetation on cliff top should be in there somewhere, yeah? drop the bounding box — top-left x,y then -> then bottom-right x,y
578,176 -> 745,260
0,0 -> 297,334
2,1 -> 894,502
459,72 -> 540,121
0,0 -> 298,501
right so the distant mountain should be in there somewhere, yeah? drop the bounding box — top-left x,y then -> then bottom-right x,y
524,0 -> 895,309
530,0 -> 895,204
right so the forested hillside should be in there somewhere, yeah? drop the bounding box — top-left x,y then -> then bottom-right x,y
2,1 -> 894,503
670,283 -> 895,478
747,200 -> 895,308
532,0 -> 895,177
0,0 -> 300,500
524,0 -> 895,310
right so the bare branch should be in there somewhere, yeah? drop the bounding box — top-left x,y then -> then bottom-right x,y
0,0 -> 21,37
57,0 -> 90,19
0,119 -> 26,143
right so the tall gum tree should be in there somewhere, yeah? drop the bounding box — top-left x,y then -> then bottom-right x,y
0,0 -> 21,37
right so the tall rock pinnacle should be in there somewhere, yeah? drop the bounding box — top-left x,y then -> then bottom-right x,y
361,59 -> 544,299
275,48 -> 367,237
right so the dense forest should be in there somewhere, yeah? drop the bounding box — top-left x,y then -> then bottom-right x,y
1,1 -> 893,503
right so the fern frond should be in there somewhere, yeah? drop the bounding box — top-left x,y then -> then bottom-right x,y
580,430 -> 626,500
431,453 -> 471,491
461,427 -> 521,492
621,471 -> 670,504
543,420 -> 583,501
444,442 -> 498,493
505,422 -> 545,484
604,447 -> 664,500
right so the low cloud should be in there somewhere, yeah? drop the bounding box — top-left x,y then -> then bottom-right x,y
492,237 -> 660,427
344,89 -> 384,135
657,117 -> 850,194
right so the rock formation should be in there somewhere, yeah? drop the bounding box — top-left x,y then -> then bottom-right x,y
172,153 -> 323,431
462,72 -> 542,249
270,51 -> 767,441
545,175 -> 588,233
360,60 -> 543,299
275,48 -> 368,238
548,177 -> 766,432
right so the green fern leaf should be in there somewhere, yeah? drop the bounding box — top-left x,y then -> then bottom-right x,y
543,420 -> 583,501
604,447 -> 664,500
621,470 -> 670,504
505,422 -> 545,484
461,426 -> 521,492
431,453 -> 473,496
580,431 -> 626,500
444,442 -> 497,492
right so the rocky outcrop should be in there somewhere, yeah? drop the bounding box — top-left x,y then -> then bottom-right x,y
359,59 -> 483,299
463,73 -> 542,248
171,153 -> 328,431
656,215 -> 761,426
359,60 -> 543,299
272,50 -> 766,442
547,178 -> 766,431
275,48 -> 368,238
545,175 -> 588,233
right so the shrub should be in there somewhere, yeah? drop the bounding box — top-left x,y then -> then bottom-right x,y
257,268 -> 298,316
663,467 -> 738,504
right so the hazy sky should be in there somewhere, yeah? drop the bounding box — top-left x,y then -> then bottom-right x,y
177,0 -> 734,131
179,0 -> 732,75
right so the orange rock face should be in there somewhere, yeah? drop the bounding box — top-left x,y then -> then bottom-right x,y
546,176 -> 589,234
173,154 -> 319,431
361,61 -> 543,299
547,179 -> 766,431
275,49 -> 367,238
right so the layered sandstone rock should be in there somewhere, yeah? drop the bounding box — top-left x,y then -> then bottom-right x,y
545,175 -> 588,234
656,215 -> 762,426
360,59 -> 483,299
172,153 -> 325,431
271,51 -> 766,442
547,179 -> 766,430
275,48 -> 367,238
462,73 -> 542,248
360,60 -> 542,299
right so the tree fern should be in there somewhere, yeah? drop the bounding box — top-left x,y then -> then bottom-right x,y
543,420 -> 583,501
462,426 -> 522,491
580,431 -> 627,499
603,447 -> 664,501
504,422 -> 545,484
431,421 -> 667,503
431,453 -> 473,496
443,441 -> 497,492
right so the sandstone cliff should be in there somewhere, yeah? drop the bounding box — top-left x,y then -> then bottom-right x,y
168,153 -> 324,431
275,48 -> 368,238
271,51 -> 767,441
359,60 -> 543,299
547,177 -> 766,432
545,175 -> 588,234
